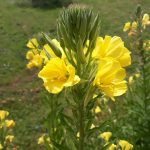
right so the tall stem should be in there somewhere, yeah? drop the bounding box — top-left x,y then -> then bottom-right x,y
79,101 -> 84,150
137,17 -> 147,109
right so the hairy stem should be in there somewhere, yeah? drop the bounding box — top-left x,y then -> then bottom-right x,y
137,17 -> 148,109
79,101 -> 84,150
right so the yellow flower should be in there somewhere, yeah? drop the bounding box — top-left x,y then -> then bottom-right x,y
90,124 -> 95,129
27,54 -> 43,69
26,62 -> 35,69
108,144 -> 117,150
76,132 -> 80,138
99,132 -> 112,142
37,134 -> 51,146
26,51 -> 34,60
135,73 -> 140,78
93,36 -> 131,67
119,140 -> 133,150
37,134 -> 45,145
123,22 -> 131,32
38,58 -> 80,94
144,40 -> 150,51
0,110 -> 9,120
5,135 -> 14,143
131,21 -> 137,30
94,106 -> 101,114
5,120 -> 15,128
27,38 -> 39,49
128,76 -> 134,85
0,144 -> 3,149
31,54 -> 43,67
142,14 -> 150,28
93,94 -> 98,99
93,58 -> 127,100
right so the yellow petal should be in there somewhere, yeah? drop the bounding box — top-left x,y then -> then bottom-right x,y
0,144 -> 3,149
65,65 -> 80,87
135,73 -> 140,78
43,44 -> 57,58
90,124 -> 95,129
123,22 -> 131,32
31,54 -> 43,67
131,21 -> 137,29
95,106 -> 101,114
38,58 -> 66,80
26,51 -> 34,60
5,135 -> 14,143
100,84 -> 114,98
99,132 -> 112,142
113,81 -> 127,96
0,110 -> 9,120
44,79 -> 64,94
119,140 -> 133,150
118,48 -> 131,67
142,14 -> 150,25
93,36 -> 131,67
129,76 -> 134,84
108,144 -> 117,150
27,38 -> 39,49
38,134 -> 45,145
94,58 -> 127,99
5,120 -> 15,128
26,62 -> 34,69
114,68 -> 126,82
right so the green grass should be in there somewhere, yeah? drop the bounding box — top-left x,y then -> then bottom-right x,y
0,0 -> 150,149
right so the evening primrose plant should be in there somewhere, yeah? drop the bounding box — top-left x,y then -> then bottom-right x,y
125,6 -> 150,149
26,5 -> 133,150
106,5 -> 150,150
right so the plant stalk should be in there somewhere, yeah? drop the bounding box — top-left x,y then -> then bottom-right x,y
137,16 -> 148,110
79,100 -> 84,150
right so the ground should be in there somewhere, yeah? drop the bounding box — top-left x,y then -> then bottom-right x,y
0,0 -> 150,149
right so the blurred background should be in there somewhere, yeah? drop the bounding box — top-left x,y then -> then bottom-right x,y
0,0 -> 150,149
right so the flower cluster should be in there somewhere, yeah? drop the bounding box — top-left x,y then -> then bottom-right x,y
26,38 -> 43,69
26,35 -> 131,100
25,7 -> 134,149
93,36 -> 131,100
123,13 -> 150,37
123,21 -> 137,34
99,131 -> 133,150
0,110 -> 15,149
26,38 -> 65,69
37,134 -> 52,149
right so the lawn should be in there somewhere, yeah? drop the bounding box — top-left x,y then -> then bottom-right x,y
0,0 -> 150,149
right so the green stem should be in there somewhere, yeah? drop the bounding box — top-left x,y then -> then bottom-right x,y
79,101 -> 84,150
137,17 -> 148,109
